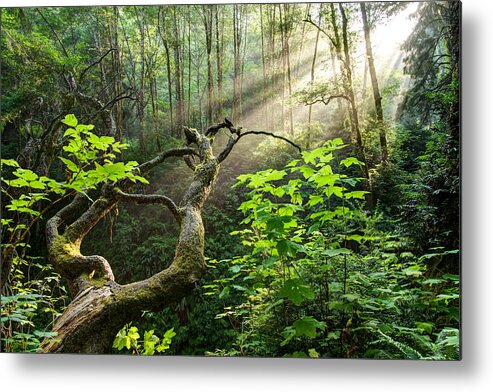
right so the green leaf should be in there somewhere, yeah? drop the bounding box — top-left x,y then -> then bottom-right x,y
340,157 -> 362,167
422,278 -> 445,285
288,351 -> 308,358
442,273 -> 460,282
219,286 -> 230,299
345,191 -> 369,200
307,194 -> 324,207
29,180 -> 45,190
293,316 -> 325,338
132,175 -> 150,185
63,128 -> 78,137
286,159 -> 300,168
229,265 -> 241,273
279,279 -> 314,306
321,248 -> 351,257
163,328 -> 176,341
127,326 -> 140,341
402,265 -> 423,277
276,239 -> 299,257
298,166 -> 316,179
62,114 -> 78,127
312,173 -> 338,188
59,157 -> 78,173
1,159 -> 20,167
16,169 -> 38,182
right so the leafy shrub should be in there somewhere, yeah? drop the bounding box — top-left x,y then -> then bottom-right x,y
205,139 -> 459,359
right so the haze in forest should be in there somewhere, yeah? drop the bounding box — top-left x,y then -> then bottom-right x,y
1,2 -> 460,359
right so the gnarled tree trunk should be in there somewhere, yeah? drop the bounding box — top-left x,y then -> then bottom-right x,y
42,119 -> 299,353
42,125 -> 217,352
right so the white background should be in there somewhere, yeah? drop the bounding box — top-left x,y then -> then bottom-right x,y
1,0 -> 491,391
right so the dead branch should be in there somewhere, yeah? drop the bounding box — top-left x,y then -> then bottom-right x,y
79,48 -> 118,81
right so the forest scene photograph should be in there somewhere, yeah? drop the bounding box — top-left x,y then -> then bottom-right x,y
0,1 -> 460,359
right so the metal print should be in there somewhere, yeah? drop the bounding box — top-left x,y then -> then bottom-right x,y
0,1 -> 460,358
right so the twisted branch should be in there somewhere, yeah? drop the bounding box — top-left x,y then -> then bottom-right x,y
138,147 -> 197,173
113,188 -> 182,223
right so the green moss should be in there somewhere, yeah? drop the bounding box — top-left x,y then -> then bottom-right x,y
89,276 -> 109,288
50,235 -> 80,266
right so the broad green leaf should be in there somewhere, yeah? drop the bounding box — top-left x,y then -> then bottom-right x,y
321,248 -> 351,257
286,159 -> 300,167
62,114 -> 78,127
279,279 -> 314,305
127,326 -> 140,341
293,316 -> 325,338
1,159 -> 20,167
63,128 -> 77,137
29,180 -> 45,190
298,166 -> 316,179
15,169 -> 38,182
345,191 -> 369,200
59,157 -> 78,173
276,239 -> 299,257
307,194 -> 324,207
340,157 -> 362,168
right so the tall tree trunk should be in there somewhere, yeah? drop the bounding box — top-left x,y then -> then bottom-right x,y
307,6 -> 322,149
232,5 -> 241,123
215,5 -> 223,121
360,3 -> 388,164
333,4 -> 370,183
239,7 -> 248,122
136,6 -> 147,157
295,4 -> 311,79
202,5 -> 214,126
260,5 -> 268,124
279,5 -> 286,133
283,4 -> 294,136
112,7 -> 124,145
172,8 -> 183,136
158,7 -> 174,135
187,6 -> 192,124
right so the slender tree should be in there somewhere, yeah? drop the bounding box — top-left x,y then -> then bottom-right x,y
202,5 -> 214,126
360,2 -> 388,164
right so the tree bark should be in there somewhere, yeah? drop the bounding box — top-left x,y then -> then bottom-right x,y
215,5 -> 223,121
158,7 -> 174,135
41,115 -> 300,353
337,4 -> 370,182
172,8 -> 183,136
232,4 -> 242,123
43,127 -> 222,353
203,5 -> 214,126
135,6 -> 147,158
360,3 -> 388,164
308,8 -> 322,126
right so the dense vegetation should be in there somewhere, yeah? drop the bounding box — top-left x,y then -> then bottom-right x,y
0,2 -> 460,358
